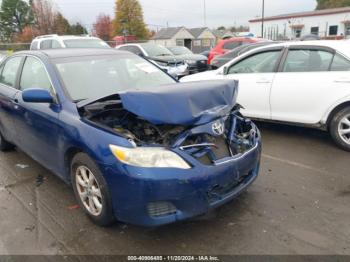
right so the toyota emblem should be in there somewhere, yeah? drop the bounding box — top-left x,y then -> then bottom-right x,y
212,121 -> 225,136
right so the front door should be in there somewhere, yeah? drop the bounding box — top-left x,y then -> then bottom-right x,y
223,48 -> 283,119
12,56 -> 62,173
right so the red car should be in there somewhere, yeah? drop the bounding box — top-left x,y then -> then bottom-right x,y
208,37 -> 264,64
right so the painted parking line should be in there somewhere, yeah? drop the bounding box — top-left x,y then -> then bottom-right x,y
262,154 -> 328,175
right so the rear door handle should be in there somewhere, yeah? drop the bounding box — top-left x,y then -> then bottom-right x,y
256,79 -> 271,84
335,78 -> 350,83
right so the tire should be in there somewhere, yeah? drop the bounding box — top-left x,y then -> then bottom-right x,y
71,153 -> 115,226
329,107 -> 350,151
0,131 -> 14,152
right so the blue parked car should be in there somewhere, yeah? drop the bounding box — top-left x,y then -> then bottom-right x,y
0,49 -> 261,226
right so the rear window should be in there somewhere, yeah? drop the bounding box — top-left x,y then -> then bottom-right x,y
63,39 -> 110,49
30,41 -> 39,50
40,40 -> 52,50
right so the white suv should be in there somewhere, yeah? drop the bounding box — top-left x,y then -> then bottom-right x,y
30,35 -> 110,50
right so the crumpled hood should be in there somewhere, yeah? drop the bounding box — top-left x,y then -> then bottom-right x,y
119,80 -> 238,126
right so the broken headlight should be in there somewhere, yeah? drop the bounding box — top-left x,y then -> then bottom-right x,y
109,145 -> 191,169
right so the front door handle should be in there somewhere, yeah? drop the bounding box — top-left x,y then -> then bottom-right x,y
11,98 -> 19,109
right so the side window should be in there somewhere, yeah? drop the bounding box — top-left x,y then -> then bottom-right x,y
20,57 -> 52,91
283,49 -> 333,72
228,50 -> 281,74
0,57 -> 23,87
130,46 -> 143,56
40,40 -> 52,50
51,40 -> 62,49
330,54 -> 350,71
118,46 -> 131,52
223,42 -> 241,50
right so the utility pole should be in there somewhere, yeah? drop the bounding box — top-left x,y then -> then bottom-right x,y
203,0 -> 207,27
261,0 -> 265,38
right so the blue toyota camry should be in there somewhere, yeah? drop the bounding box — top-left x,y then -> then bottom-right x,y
0,49 -> 261,226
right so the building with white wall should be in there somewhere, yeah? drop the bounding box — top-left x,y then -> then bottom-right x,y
151,27 -> 216,53
249,7 -> 350,40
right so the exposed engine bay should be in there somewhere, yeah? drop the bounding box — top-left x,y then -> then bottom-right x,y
81,99 -> 258,165
82,100 -> 186,146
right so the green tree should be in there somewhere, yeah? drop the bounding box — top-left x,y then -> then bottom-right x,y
69,22 -> 88,35
316,0 -> 350,9
217,26 -> 226,31
113,0 -> 149,39
0,0 -> 34,40
53,13 -> 72,35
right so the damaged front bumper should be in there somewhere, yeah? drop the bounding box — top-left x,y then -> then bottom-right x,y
102,116 -> 261,227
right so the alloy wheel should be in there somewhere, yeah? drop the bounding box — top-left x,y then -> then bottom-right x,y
338,114 -> 350,145
75,166 -> 103,216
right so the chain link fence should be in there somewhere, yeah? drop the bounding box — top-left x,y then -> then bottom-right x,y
0,39 -> 150,53
0,43 -> 31,53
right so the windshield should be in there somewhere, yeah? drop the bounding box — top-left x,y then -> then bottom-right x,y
168,46 -> 193,55
54,54 -> 176,101
63,39 -> 110,49
141,44 -> 173,57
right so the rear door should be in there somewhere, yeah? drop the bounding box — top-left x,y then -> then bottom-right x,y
270,45 -> 349,124
223,47 -> 284,119
0,56 -> 23,142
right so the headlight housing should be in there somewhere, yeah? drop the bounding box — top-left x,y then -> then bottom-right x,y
109,145 -> 191,169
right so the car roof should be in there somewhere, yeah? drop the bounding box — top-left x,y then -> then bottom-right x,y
253,40 -> 350,58
34,35 -> 102,41
119,42 -> 160,47
220,37 -> 265,43
14,48 -> 129,59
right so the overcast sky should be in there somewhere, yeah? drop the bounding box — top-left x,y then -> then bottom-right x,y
54,0 -> 317,31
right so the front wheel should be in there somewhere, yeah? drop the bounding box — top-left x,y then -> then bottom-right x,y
71,153 -> 115,226
329,107 -> 350,151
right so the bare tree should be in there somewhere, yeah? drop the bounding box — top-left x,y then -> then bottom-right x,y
93,14 -> 113,41
32,0 -> 57,35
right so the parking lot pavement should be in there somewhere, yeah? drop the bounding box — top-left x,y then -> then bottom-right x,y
0,123 -> 349,255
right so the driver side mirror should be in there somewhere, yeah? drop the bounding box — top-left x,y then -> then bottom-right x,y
22,88 -> 54,104
223,66 -> 229,75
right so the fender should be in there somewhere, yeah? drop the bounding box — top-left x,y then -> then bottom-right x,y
320,94 -> 350,125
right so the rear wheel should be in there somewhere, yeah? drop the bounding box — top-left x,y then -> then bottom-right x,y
329,107 -> 350,151
71,153 -> 115,226
0,132 -> 14,152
